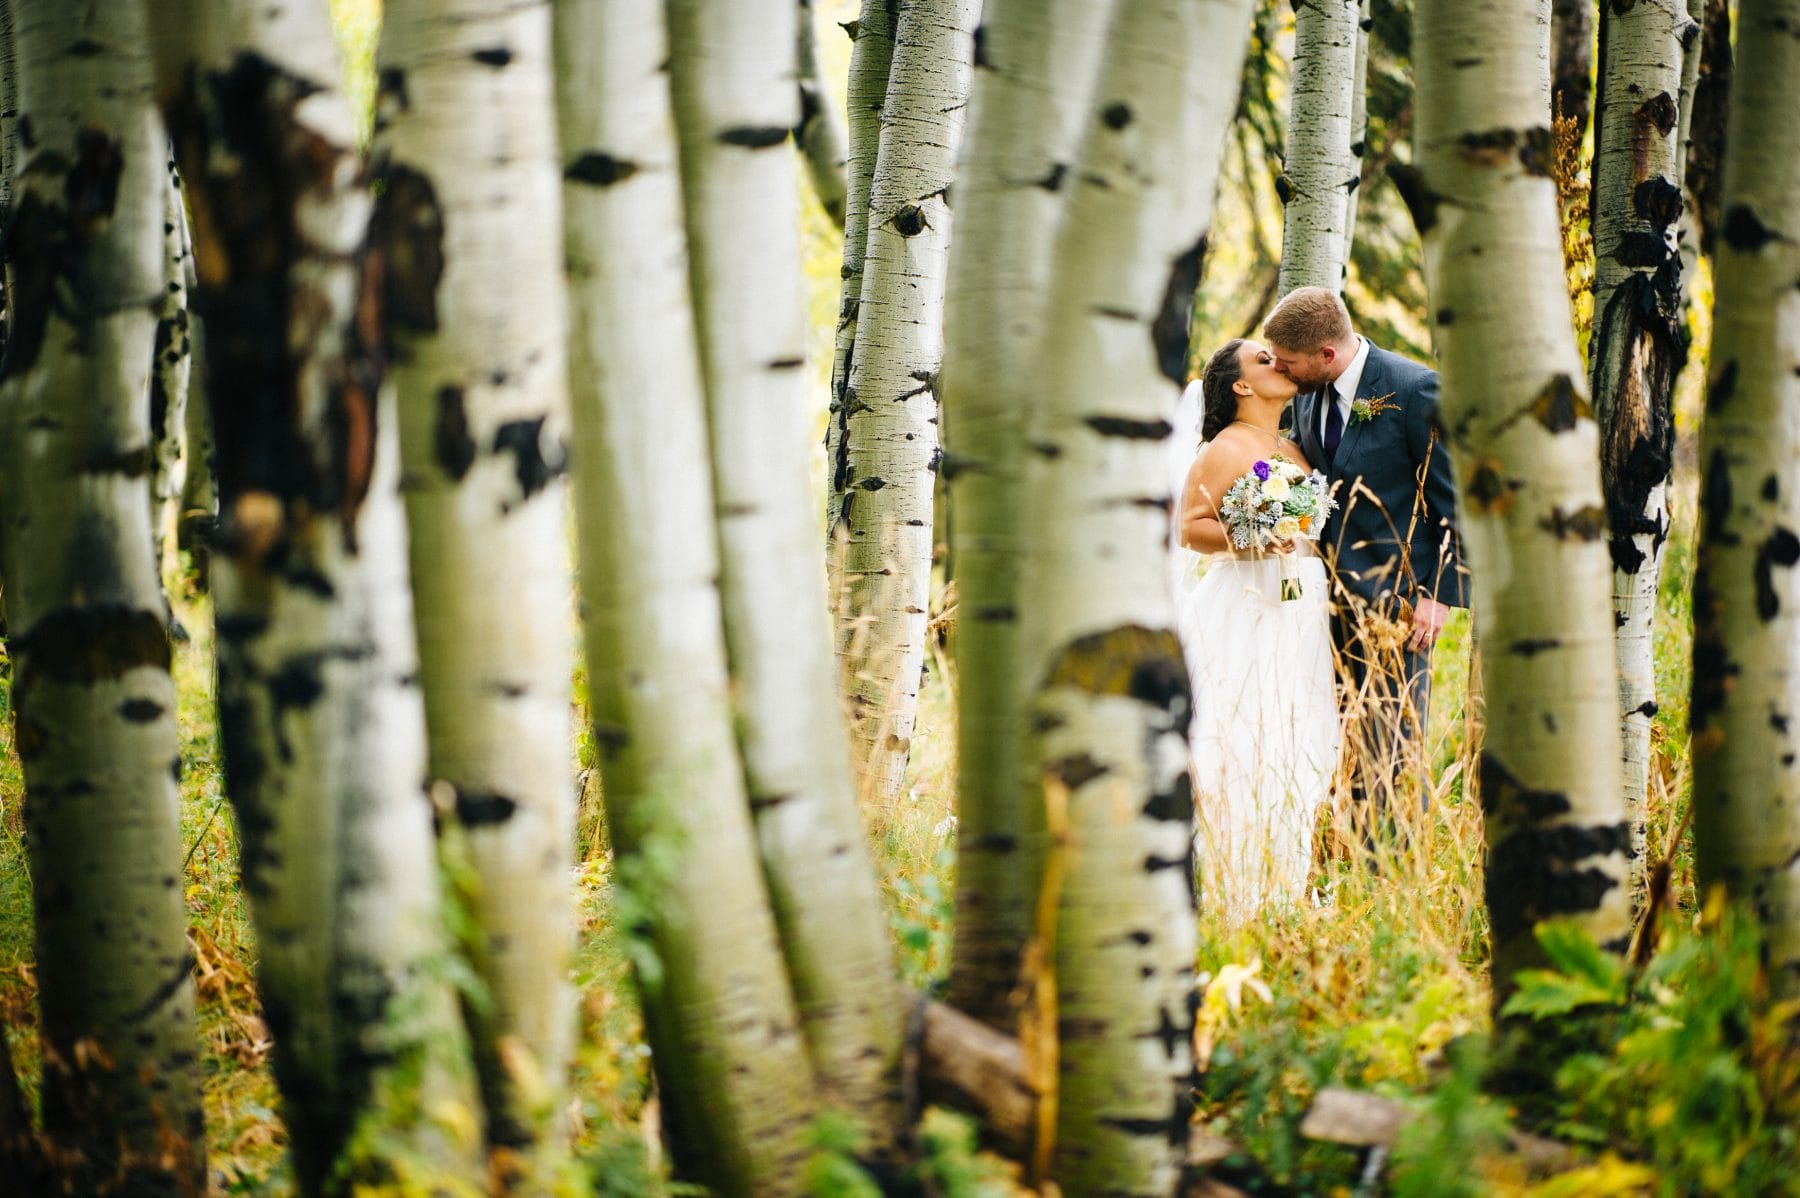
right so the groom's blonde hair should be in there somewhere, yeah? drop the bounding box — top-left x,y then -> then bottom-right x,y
1264,286 -> 1352,353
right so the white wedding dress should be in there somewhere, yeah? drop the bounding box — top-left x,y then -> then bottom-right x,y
1176,548 -> 1339,922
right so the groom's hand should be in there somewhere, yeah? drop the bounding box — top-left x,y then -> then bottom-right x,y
1409,596 -> 1450,651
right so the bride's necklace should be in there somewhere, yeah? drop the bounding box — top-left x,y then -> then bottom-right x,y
1229,419 -> 1281,452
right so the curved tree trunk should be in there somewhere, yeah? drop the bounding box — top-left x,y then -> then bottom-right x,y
150,4 -> 483,1192
942,0 -> 1120,1031
1590,0 -> 1687,903
0,2 -> 204,1187
175,246 -> 215,587
834,0 -> 981,807
1277,0 -> 1358,294
797,0 -> 849,226
1690,0 -> 1800,997
371,0 -> 577,1171
826,0 -> 899,594
664,0 -> 919,1185
1405,0 -> 1632,1009
1550,0 -> 1595,133
1025,0 -> 1256,1189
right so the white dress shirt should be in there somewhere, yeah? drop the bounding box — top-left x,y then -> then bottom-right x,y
1320,335 -> 1370,444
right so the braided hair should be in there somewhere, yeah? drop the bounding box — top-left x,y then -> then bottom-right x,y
1199,338 -> 1247,443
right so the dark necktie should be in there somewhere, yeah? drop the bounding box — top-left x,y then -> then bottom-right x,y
1322,385 -> 1344,463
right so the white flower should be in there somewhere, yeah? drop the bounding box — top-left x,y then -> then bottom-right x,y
1279,461 -> 1305,482
1262,475 -> 1291,501
1273,515 -> 1300,540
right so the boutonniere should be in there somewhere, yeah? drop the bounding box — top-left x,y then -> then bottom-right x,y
1349,392 -> 1400,425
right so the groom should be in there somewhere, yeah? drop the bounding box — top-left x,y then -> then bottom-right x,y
1263,286 -> 1466,809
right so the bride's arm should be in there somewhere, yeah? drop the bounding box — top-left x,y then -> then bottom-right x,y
1178,447 -> 1235,553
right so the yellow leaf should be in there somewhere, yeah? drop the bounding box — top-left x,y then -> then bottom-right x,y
1523,1154 -> 1655,1198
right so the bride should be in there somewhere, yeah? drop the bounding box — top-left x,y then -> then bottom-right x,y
1175,339 -> 1341,921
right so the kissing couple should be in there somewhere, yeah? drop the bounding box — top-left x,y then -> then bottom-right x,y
1173,286 -> 1467,920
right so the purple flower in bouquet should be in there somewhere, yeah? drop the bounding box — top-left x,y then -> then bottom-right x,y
1253,460 -> 1272,481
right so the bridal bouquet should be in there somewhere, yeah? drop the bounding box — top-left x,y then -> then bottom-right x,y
1218,455 -> 1336,601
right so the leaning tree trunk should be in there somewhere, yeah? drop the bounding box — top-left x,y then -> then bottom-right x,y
175,234 -> 215,586
942,0 -> 1120,1031
149,160 -> 193,585
371,0 -> 577,1172
0,2 -> 204,1188
1024,0 -> 1256,1190
1550,0 -> 1595,133
1277,0 -> 1358,294
1590,0 -> 1687,903
665,0 -> 912,1183
150,3 -> 483,1193
833,0 -> 981,807
1689,0 -> 1800,998
1404,0 -> 1633,1009
796,0 -> 849,225
826,0 -> 900,591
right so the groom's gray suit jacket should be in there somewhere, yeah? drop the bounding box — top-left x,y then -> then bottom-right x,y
1291,343 -> 1467,612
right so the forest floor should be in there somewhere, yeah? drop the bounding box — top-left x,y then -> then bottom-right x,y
7,466 -> 1786,1198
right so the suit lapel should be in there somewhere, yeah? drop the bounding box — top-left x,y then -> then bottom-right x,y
1332,346 -> 1389,477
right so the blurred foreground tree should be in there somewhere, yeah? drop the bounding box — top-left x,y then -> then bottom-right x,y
150,1 -> 484,1191
1690,0 -> 1800,998
1405,0 -> 1632,1015
0,0 -> 205,1189
371,0 -> 578,1175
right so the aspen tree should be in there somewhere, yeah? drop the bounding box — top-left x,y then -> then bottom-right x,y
1404,0 -> 1633,1005
1278,0 -> 1359,294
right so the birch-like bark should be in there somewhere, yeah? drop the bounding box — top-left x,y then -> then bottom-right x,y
558,0 -> 901,1186
0,2 -> 203,1187
1342,0 -> 1373,249
1025,0 -> 1255,1189
834,0 -> 980,807
150,159 -> 193,582
942,0 -> 1120,1029
665,0 -> 912,1184
1690,0 -> 1800,997
1405,0 -> 1633,1006
1590,0 -> 1686,903
825,0 -> 899,588
1550,0 -> 1595,132
797,0 -> 849,226
372,0 -> 577,1167
149,4 -> 482,1192
1277,0 -> 1358,295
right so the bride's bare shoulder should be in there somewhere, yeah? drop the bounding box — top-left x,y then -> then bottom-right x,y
1279,436 -> 1315,473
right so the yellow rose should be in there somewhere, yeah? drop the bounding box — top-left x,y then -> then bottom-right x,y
1273,515 -> 1301,540
1263,475 -> 1291,501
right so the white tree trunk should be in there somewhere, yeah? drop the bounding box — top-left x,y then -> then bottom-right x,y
371,0 -> 577,1168
797,0 -> 850,226
1406,0 -> 1633,1005
1590,0 -> 1687,902
1690,0 -> 1800,997
826,0 -> 900,580
150,159 -> 193,583
664,0 -> 907,1182
0,2 -> 203,1186
835,0 -> 981,807
1278,0 -> 1358,294
149,3 -> 483,1191
942,0 -> 1120,1029
1024,0 -> 1255,1190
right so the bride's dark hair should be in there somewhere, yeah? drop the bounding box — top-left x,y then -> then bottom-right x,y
1199,338 -> 1247,442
